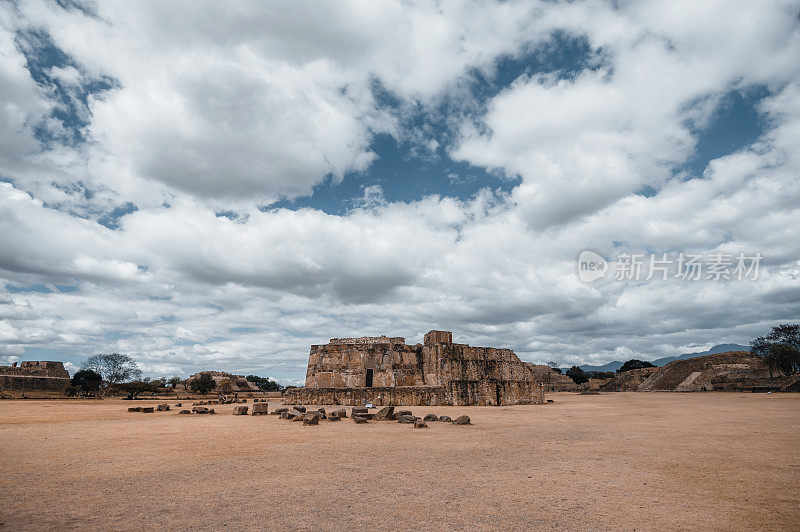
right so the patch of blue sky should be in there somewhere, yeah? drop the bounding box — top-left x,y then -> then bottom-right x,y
16,29 -> 116,147
230,327 -> 258,334
5,283 -> 78,293
678,86 -> 769,180
268,31 -> 601,215
14,28 -> 145,230
97,202 -> 139,229
103,330 -> 135,340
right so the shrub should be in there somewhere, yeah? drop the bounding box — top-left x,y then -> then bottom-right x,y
189,373 -> 216,395
751,324 -> 800,376
245,375 -> 284,391
116,379 -> 164,397
566,366 -> 589,384
71,369 -> 103,394
618,359 -> 656,373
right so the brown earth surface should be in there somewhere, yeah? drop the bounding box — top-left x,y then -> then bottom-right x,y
1,392 -> 798,531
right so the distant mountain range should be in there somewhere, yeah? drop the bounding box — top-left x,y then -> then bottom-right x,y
572,343 -> 751,373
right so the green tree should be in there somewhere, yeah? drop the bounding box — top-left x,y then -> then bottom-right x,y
618,359 -> 656,373
245,375 -> 284,392
71,369 -> 103,395
168,376 -> 182,388
547,361 -> 563,374
587,371 -> 615,379
189,373 -> 216,395
566,366 -> 589,384
118,379 -> 163,398
82,354 -> 142,384
751,324 -> 800,377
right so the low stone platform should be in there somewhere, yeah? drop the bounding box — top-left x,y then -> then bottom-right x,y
284,382 -> 544,406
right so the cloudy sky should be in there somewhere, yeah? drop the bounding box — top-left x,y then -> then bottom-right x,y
1,1 -> 799,383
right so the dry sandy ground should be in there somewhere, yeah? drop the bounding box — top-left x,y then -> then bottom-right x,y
1,393 -> 798,531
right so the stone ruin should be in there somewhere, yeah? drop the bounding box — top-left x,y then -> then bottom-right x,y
525,363 -> 580,392
185,371 -> 259,391
283,330 -> 545,406
0,361 -> 71,392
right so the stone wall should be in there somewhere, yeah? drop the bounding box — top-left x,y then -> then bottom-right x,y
284,386 -> 449,406
300,330 -> 545,405
424,330 -> 452,345
526,364 -> 579,391
305,340 -> 425,389
0,361 -> 71,392
284,383 -> 544,406
329,336 -> 406,346
0,375 -> 71,392
0,361 -> 70,379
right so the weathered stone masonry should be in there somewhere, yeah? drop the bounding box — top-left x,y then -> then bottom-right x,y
0,361 -> 71,392
285,330 -> 545,406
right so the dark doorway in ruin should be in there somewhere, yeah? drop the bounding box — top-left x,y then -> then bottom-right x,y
495,384 -> 501,406
366,368 -> 374,388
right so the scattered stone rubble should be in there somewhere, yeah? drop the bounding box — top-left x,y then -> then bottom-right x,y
125,401 -> 473,427
272,404 -> 473,428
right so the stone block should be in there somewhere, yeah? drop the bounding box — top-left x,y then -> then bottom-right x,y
452,415 -> 471,425
374,406 -> 395,421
